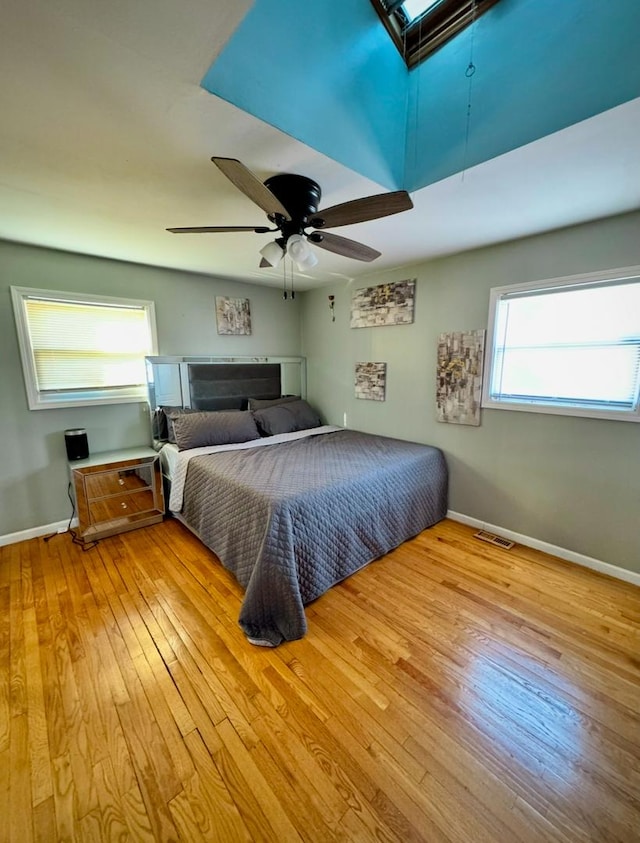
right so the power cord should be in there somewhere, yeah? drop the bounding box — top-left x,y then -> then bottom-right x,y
42,482 -> 99,551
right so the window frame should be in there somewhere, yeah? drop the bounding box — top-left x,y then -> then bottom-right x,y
11,286 -> 158,411
481,266 -> 640,424
370,0 -> 501,67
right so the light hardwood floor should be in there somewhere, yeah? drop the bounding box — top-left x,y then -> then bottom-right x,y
1,517 -> 639,842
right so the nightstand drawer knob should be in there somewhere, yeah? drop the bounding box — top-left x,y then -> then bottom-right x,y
121,502 -> 127,509
119,478 -> 125,485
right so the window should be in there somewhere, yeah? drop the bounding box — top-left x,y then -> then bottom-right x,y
401,1 -> 441,22
371,0 -> 500,67
482,268 -> 640,423
11,286 -> 157,410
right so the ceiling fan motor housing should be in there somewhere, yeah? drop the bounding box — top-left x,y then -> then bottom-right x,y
263,174 -> 322,232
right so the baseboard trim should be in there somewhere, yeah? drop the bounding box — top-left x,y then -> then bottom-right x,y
3,512 -> 637,589
447,510 -> 640,587
0,518 -> 79,548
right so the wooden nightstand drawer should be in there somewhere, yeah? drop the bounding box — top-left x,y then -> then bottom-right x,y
70,447 -> 164,542
84,465 -> 154,499
88,488 -> 156,523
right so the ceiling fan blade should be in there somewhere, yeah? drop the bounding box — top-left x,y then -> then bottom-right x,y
167,225 -> 272,234
309,231 -> 381,262
212,157 -> 291,221
309,190 -> 413,229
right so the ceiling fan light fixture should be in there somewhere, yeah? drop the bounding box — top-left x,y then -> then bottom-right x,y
259,240 -> 285,268
286,234 -> 318,270
299,250 -> 319,270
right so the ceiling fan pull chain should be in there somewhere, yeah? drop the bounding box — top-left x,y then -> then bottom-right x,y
281,254 -> 295,300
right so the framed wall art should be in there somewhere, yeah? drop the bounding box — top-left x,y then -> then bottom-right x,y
436,330 -> 485,425
350,279 -> 416,328
355,362 -> 387,401
215,297 -> 252,336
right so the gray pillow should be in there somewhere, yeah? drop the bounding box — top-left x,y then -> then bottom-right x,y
170,410 -> 260,451
247,395 -> 301,411
252,399 -> 321,436
163,406 -> 198,443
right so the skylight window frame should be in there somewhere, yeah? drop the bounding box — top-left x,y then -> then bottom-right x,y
371,0 -> 501,67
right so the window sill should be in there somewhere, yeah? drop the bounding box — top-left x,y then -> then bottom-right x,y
481,399 -> 640,424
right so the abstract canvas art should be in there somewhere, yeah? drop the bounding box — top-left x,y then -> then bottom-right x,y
350,279 -> 416,328
215,297 -> 251,336
436,330 -> 485,425
355,362 -> 387,401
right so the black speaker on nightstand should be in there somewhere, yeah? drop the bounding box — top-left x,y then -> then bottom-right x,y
64,428 -> 89,461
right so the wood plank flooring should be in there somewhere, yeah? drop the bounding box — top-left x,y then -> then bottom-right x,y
1,517 -> 639,842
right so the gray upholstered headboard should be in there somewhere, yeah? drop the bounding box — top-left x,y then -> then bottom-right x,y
145,355 -> 306,444
187,363 -> 281,411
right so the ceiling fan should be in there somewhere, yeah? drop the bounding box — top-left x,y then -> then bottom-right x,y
167,157 -> 414,270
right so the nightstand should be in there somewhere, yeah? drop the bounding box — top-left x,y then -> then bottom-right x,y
69,446 -> 164,542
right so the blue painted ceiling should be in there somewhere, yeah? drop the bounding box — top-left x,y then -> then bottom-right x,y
202,0 -> 640,192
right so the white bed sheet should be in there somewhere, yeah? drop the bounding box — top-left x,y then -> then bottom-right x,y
160,425 -> 342,513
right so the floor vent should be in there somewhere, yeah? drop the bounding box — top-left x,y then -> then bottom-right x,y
473,530 -> 515,550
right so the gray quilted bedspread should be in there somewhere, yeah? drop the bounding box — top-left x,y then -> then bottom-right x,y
180,429 -> 448,645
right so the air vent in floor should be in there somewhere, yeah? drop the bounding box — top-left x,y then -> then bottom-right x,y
473,530 -> 515,549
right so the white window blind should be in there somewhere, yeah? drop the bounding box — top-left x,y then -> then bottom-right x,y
11,287 -> 157,410
483,269 -> 640,422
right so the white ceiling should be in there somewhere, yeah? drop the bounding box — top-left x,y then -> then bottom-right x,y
2,0 -> 639,291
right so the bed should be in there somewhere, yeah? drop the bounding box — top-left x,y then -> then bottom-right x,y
147,356 -> 448,646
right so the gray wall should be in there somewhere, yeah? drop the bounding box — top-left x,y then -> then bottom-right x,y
0,240 -> 301,536
301,211 -> 640,575
3,213 -> 640,575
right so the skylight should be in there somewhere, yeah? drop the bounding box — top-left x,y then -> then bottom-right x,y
402,1 -> 441,23
371,0 -> 500,67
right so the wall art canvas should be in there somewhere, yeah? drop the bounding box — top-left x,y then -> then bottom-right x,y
355,362 -> 387,401
436,330 -> 485,425
350,279 -> 416,328
215,297 -> 251,336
